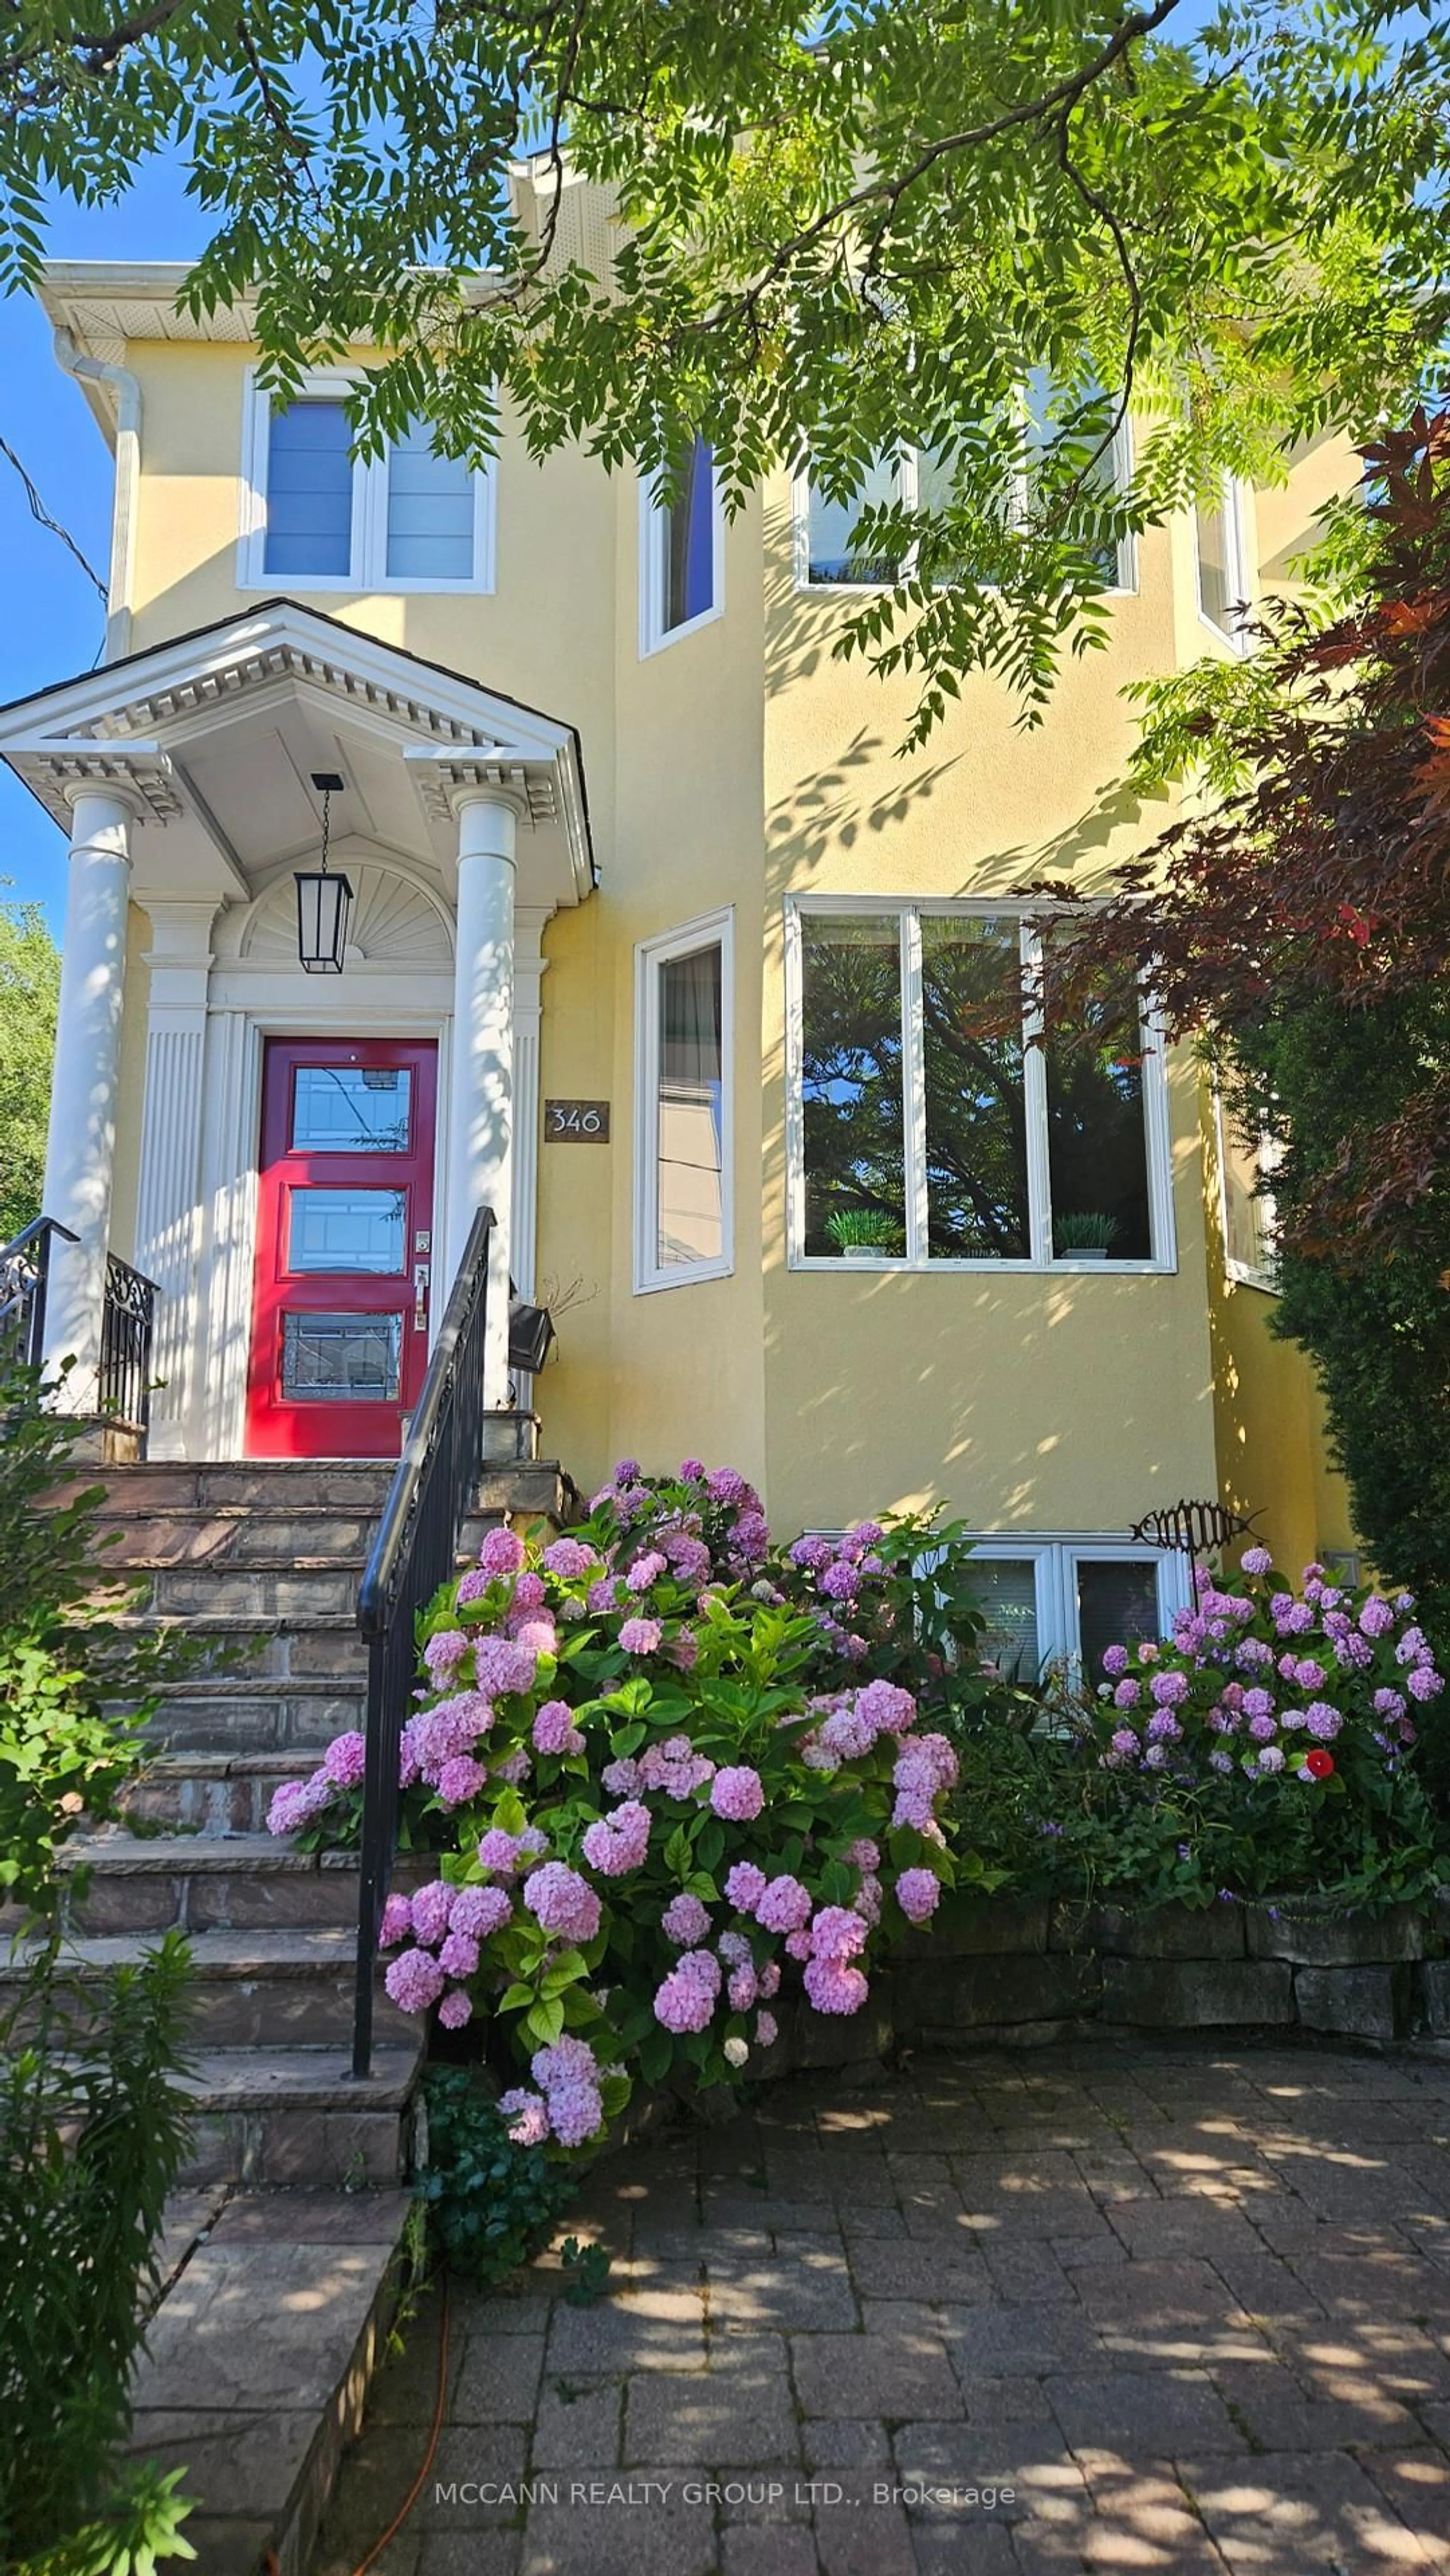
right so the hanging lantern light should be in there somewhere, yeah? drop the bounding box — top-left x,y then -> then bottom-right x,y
296,773 -> 353,973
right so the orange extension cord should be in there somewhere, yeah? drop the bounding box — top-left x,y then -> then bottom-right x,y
263,2273 -> 452,2576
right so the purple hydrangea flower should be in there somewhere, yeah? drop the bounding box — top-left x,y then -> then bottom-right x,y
619,1617 -> 663,1655
523,1862 -> 601,1942
384,1947 -> 445,2012
662,1891 -> 711,1946
711,1765 -> 765,1822
895,1868 -> 940,1924
754,1875 -> 813,1934
478,1526 -> 526,1578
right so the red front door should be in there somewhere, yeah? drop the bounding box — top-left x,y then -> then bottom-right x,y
247,1038 -> 438,1458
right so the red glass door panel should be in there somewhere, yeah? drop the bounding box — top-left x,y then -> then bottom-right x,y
247,1038 -> 438,1457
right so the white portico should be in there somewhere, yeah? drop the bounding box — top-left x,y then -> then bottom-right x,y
0,600 -> 594,1458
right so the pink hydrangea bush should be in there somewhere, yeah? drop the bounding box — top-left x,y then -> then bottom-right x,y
1090,1550 -> 1441,1798
289,1462 -> 984,2155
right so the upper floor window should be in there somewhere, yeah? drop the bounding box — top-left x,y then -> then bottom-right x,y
1195,474 -> 1252,646
796,391 -> 1135,595
239,369 -> 495,593
634,910 -> 734,1291
1217,1095 -> 1280,1291
785,900 -> 1174,1272
640,438 -> 725,654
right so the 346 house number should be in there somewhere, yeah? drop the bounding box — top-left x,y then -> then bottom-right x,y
544,1099 -> 610,1142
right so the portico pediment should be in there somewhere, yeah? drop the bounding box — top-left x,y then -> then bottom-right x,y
0,598 -> 595,913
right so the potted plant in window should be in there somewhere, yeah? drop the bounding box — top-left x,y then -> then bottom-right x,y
826,1208 -> 902,1263
1055,1211 -> 1119,1263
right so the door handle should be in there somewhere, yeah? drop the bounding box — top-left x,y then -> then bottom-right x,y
413,1263 -> 430,1332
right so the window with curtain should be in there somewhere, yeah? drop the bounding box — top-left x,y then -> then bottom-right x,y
385,424 -> 475,581
791,904 -> 1164,1268
1075,1556 -> 1162,1684
636,914 -> 733,1290
264,400 -> 354,578
972,1558 -> 1041,1682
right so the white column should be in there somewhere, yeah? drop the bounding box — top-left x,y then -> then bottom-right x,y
448,791 -> 520,1405
134,899 -> 218,1459
42,786 -> 137,1403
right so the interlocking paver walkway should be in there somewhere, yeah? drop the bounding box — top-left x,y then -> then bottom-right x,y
311,2042 -> 1450,2574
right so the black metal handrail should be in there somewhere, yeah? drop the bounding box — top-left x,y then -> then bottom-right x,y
99,1252 -> 159,1435
0,1215 -> 78,1369
352,1204 -> 496,2079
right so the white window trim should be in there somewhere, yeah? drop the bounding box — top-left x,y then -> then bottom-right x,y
967,1534 -> 1193,1684
638,451 -> 727,657
633,907 -> 735,1294
784,893 -> 1177,1275
791,411 -> 1137,599
238,365 -> 497,595
1214,1089 -> 1280,1294
1194,471 -> 1252,652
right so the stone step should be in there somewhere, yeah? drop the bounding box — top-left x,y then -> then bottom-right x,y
127,2183 -> 412,2575
110,1612 -> 371,1682
120,1749 -> 337,1830
91,1486 -> 570,1574
134,1677 -> 367,1757
57,1459 -> 401,1513
92,1508 -> 381,1570
173,2043 -> 424,2190
57,1833 -> 365,1934
69,1454 -> 572,1523
2,1928 -> 414,2052
108,1562 -> 369,1618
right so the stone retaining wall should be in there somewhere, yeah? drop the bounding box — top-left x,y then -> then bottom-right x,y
765,1893 -> 1450,2074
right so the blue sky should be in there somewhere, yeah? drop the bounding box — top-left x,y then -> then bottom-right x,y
0,161 -> 205,930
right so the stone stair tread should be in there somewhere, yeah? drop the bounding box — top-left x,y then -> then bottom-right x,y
107,1611 -> 360,1631
126,2185 -> 410,2575
176,2042 -> 422,2110
56,1832 -> 340,1874
5,1926 -> 362,1975
131,1746 -> 335,1770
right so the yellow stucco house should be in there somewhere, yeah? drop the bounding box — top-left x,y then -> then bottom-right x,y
2,185 -> 1354,1683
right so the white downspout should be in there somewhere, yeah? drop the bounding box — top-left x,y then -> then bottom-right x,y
52,326 -> 141,662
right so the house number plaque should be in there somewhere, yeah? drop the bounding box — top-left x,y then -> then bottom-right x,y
545,1099 -> 611,1143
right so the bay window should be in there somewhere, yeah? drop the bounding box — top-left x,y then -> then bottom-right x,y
787,900 -> 1172,1271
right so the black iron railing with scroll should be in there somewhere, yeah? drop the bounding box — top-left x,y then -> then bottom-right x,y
98,1254 -> 159,1435
0,1219 -> 157,1437
0,1215 -> 76,1366
352,1205 -> 495,2080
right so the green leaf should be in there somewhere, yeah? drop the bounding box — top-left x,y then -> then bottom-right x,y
663,1825 -> 693,1879
524,1997 -> 565,2047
